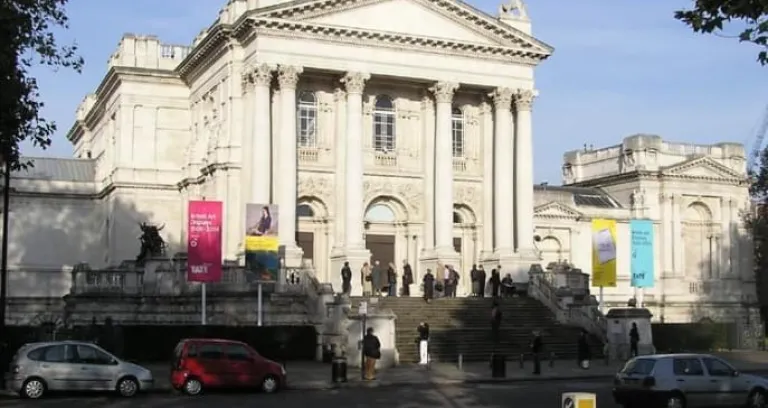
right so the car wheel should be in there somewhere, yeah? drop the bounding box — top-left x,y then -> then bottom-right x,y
261,375 -> 280,393
749,389 -> 767,408
183,378 -> 203,396
116,377 -> 139,397
21,378 -> 46,399
665,394 -> 685,408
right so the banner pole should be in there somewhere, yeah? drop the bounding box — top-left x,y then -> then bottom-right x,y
598,286 -> 604,314
257,282 -> 263,326
201,283 -> 207,326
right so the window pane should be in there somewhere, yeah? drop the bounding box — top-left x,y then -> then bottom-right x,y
199,344 -> 224,359
621,358 -> 656,375
42,346 -> 66,363
703,358 -> 733,376
225,345 -> 251,361
672,358 -> 704,376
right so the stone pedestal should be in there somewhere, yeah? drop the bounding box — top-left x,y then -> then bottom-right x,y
345,310 -> 397,368
605,308 -> 655,360
419,248 -> 461,280
143,257 -> 182,295
481,252 -> 533,282
330,248 -> 371,297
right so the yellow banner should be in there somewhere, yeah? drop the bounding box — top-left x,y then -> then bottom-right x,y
245,236 -> 279,252
591,219 -> 617,287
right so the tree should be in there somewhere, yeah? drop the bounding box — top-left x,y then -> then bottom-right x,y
746,149 -> 768,325
0,0 -> 83,170
675,0 -> 768,65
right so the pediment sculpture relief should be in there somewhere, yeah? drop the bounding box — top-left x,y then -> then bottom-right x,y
298,175 -> 332,205
454,185 -> 481,210
499,0 -> 528,19
363,180 -> 423,218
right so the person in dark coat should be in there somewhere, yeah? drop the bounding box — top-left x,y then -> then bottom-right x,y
341,262 -> 352,295
387,263 -> 397,296
531,330 -> 543,375
371,260 -> 383,296
423,269 -> 435,303
362,328 -> 381,380
491,302 -> 503,344
478,265 -> 487,297
417,322 -> 430,365
402,261 -> 414,296
577,329 -> 591,369
629,322 -> 640,357
470,265 -> 480,297
490,266 -> 501,297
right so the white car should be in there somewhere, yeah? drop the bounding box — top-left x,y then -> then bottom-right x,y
4,341 -> 154,399
613,353 -> 768,408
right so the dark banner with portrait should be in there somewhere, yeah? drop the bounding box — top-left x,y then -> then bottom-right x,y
245,203 -> 280,282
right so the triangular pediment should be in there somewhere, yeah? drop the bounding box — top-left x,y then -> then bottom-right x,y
256,0 -> 553,56
534,201 -> 583,219
663,157 -> 744,180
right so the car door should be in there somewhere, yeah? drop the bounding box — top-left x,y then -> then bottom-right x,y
34,345 -> 76,391
224,344 -> 254,387
73,344 -> 117,390
197,343 -> 227,387
671,357 -> 713,407
702,357 -> 748,407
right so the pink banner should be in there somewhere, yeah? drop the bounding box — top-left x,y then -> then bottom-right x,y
187,200 -> 223,283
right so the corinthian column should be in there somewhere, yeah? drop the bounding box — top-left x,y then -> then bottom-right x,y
430,81 -> 459,252
328,72 -> 372,296
250,64 -> 273,205
513,89 -> 535,256
491,87 -> 515,253
276,65 -> 304,268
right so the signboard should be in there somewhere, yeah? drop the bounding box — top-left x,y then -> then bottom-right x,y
630,219 -> 655,288
245,203 -> 280,282
591,219 -> 617,287
187,200 -> 223,283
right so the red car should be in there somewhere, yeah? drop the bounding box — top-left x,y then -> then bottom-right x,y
170,338 -> 286,395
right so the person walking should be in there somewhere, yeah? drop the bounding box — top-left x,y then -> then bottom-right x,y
417,322 -> 430,365
387,262 -> 397,297
362,328 -> 381,380
577,329 -> 591,369
423,269 -> 435,303
478,265 -> 487,297
402,261 -> 413,296
531,330 -> 543,375
341,262 -> 352,296
490,266 -> 501,298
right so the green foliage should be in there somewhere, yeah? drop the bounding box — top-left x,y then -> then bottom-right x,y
652,322 -> 737,352
747,149 -> 768,309
675,0 -> 768,65
0,0 -> 83,171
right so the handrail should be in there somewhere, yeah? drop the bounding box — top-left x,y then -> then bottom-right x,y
528,272 -> 607,342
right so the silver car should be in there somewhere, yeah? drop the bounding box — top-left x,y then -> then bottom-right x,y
4,341 -> 154,399
613,353 -> 768,408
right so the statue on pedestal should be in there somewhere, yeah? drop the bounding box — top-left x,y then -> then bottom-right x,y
136,223 -> 166,266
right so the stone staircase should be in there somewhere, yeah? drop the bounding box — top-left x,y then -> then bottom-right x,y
349,296 -> 604,363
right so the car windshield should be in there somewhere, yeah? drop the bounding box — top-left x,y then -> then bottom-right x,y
621,358 -> 656,375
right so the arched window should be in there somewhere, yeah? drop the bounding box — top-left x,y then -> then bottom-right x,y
451,106 -> 464,158
373,95 -> 395,152
297,204 -> 315,218
453,211 -> 463,224
297,91 -> 317,147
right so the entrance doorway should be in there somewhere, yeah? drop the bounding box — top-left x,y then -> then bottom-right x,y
298,232 -> 314,263
366,234 -> 395,267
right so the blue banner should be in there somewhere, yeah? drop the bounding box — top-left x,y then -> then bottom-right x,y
630,219 -> 655,288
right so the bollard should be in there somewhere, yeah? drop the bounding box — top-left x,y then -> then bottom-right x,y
549,352 -> 555,368
562,392 -> 596,408
519,353 -> 525,369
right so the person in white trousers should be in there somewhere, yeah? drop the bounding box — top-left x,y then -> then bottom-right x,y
417,322 -> 430,365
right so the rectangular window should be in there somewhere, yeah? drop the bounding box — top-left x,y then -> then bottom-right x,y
452,117 -> 464,157
373,113 -> 395,152
297,106 -> 317,147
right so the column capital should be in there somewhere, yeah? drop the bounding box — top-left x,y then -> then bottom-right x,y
341,72 -> 370,94
333,87 -> 347,102
252,63 -> 275,87
277,65 -> 303,89
513,89 -> 536,111
429,82 -> 459,104
489,87 -> 514,110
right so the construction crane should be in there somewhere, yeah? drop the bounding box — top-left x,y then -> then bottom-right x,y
747,103 -> 768,172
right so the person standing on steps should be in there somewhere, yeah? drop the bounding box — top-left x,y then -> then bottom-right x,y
417,322 -> 430,365
361,262 -> 372,296
341,262 -> 352,296
372,260 -> 383,297
362,327 -> 381,380
491,302 -> 503,344
387,262 -> 397,297
470,264 -> 480,297
629,322 -> 640,357
531,330 -> 543,375
402,260 -> 413,296
423,269 -> 435,303
490,266 -> 501,298
478,265 -> 487,297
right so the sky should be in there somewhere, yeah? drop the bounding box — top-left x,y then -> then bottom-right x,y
22,0 -> 768,184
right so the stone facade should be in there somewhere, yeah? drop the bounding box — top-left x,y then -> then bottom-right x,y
0,0 -> 756,324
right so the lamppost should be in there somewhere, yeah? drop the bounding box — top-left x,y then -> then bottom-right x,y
0,152 -> 11,379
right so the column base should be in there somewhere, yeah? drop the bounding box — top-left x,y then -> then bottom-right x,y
419,247 -> 461,279
482,248 -> 539,282
330,247 -> 371,297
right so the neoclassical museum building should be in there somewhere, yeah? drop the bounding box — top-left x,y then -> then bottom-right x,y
3,0 -> 756,323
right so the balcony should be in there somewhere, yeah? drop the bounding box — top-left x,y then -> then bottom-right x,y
298,147 -> 319,163
453,157 -> 467,173
374,152 -> 398,168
